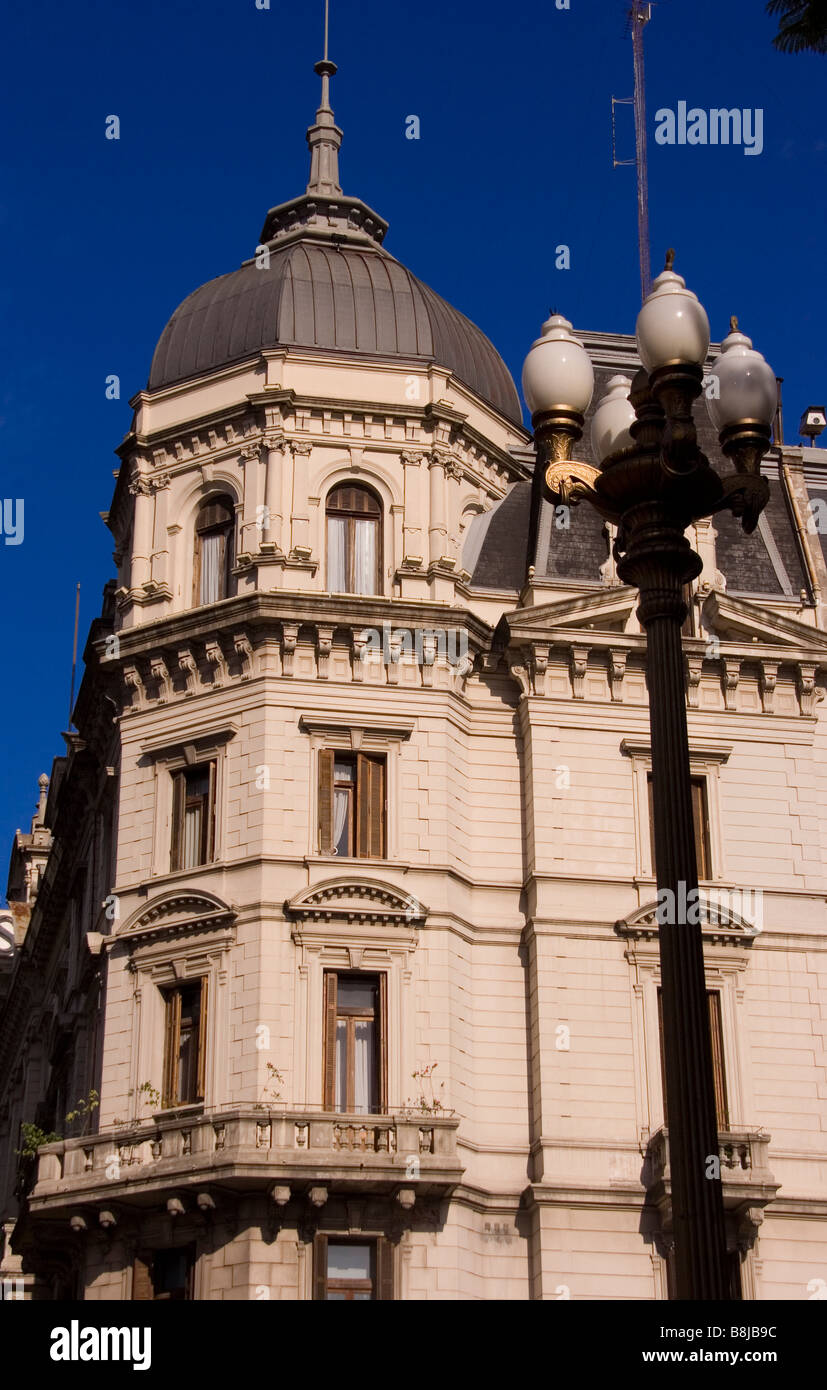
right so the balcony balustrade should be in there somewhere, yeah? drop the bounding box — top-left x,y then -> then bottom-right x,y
27,1108 -> 463,1217
643,1126 -> 779,1231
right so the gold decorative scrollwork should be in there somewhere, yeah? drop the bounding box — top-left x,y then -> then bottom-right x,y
544,460 -> 601,507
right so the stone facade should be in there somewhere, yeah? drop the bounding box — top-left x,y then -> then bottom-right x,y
1,66 -> 827,1304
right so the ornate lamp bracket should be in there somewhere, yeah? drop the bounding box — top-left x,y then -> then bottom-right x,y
544,458 -> 601,507
534,408 -> 601,509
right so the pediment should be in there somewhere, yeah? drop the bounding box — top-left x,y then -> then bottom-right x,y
497,587 -> 638,643
285,877 -> 427,927
701,591 -> 827,657
615,891 -> 761,946
118,890 -> 236,944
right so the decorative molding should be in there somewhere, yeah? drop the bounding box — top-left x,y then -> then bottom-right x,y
620,738 -> 732,765
298,714 -> 414,743
721,657 -> 742,711
316,625 -> 334,680
570,646 -> 590,700
608,648 -> 627,702
139,723 -> 237,760
115,891 -> 236,948
685,654 -> 704,708
759,660 -> 778,714
797,662 -> 817,715
285,877 -> 426,928
282,622 -> 299,676
615,894 -> 761,946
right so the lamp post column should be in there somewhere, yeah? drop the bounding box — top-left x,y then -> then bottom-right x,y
616,501 -> 730,1300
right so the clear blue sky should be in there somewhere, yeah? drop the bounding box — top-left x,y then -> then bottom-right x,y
1,0 -> 824,865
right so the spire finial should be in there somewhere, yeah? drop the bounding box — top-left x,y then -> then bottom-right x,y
306,0 -> 342,195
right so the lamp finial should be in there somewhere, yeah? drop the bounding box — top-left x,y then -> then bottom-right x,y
729,314 -> 739,333
664,248 -> 675,272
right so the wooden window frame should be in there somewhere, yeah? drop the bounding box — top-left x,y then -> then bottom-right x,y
162,978 -> 209,1109
647,772 -> 712,880
318,750 -> 386,859
193,495 -> 235,606
170,761 -> 217,871
323,971 -> 387,1114
325,483 -> 382,596
313,1234 -> 394,1301
657,986 -> 729,1131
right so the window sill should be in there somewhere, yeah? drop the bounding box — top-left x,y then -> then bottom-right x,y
153,1103 -> 204,1124
149,861 -> 225,885
307,854 -> 410,872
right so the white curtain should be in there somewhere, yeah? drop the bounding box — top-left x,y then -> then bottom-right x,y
354,1021 -> 375,1113
333,788 -> 349,856
353,519 -> 376,594
327,517 -> 347,592
199,533 -> 222,605
183,805 -> 202,869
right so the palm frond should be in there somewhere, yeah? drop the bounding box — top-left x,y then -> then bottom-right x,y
767,0 -> 827,54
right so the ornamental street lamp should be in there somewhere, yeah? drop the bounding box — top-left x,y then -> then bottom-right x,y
522,251 -> 777,1301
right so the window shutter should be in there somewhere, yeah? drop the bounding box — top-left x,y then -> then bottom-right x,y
357,754 -> 369,857
707,991 -> 729,1130
371,757 -> 386,858
378,973 -> 388,1113
691,778 -> 710,879
197,976 -> 209,1102
318,749 -> 335,853
313,1234 -> 328,1301
323,973 -> 338,1110
357,755 -> 385,858
171,770 -> 186,871
206,761 -> 217,862
163,991 -> 181,1109
376,1236 -> 395,1301
132,1252 -> 154,1301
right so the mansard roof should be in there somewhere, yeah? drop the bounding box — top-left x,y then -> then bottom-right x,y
470,337 -> 812,599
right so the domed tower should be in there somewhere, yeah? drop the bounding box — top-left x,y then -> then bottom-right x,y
107,55 -> 529,631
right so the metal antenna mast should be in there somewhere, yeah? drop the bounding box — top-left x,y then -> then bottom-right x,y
614,6 -> 654,304
631,2 -> 652,304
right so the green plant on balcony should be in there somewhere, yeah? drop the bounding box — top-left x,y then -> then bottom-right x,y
400,1062 -> 455,1118
253,1062 -> 285,1110
64,1089 -> 99,1137
16,1121 -> 62,1161
112,1081 -> 163,1129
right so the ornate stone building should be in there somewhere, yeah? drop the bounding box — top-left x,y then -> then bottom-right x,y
1,57 -> 826,1301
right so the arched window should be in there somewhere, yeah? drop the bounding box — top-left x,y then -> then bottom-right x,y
194,495 -> 235,605
326,484 -> 381,595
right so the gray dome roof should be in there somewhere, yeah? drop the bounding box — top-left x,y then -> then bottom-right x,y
148,240 -> 522,424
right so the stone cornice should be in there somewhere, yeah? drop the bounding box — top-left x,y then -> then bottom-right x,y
92,594 -> 493,712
